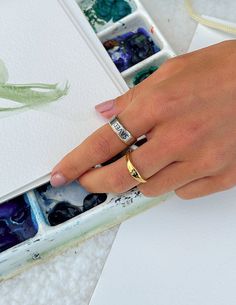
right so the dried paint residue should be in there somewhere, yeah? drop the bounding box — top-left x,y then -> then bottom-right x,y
103,28 -> 161,72
36,183 -> 107,226
132,66 -> 158,86
0,196 -> 38,253
81,0 -> 132,32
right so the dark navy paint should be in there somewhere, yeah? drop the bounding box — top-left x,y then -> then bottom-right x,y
0,196 -> 38,253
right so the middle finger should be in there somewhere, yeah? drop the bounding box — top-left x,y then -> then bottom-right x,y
78,138 -> 181,193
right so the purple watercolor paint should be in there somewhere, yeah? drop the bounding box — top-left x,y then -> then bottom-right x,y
103,27 -> 161,72
0,196 -> 38,253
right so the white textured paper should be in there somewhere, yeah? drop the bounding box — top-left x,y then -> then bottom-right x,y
0,0 -> 124,201
89,21 -> 236,305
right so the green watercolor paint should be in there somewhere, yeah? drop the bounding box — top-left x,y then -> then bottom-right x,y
132,66 -> 158,86
82,0 -> 132,32
0,59 -> 68,112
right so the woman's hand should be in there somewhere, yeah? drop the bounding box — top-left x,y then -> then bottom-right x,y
50,40 -> 236,199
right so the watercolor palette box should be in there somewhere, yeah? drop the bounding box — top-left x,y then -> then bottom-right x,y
0,0 -> 175,281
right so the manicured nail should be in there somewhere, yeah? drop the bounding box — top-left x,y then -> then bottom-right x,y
95,99 -> 115,114
50,173 -> 67,187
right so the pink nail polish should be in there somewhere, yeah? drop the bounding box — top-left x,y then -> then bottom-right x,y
100,109 -> 117,119
95,99 -> 115,114
50,173 -> 67,187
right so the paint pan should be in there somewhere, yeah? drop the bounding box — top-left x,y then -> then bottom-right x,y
0,196 -> 38,253
124,53 -> 172,88
35,182 -> 107,226
102,27 -> 161,72
76,0 -> 137,33
98,7 -> 175,81
0,0 -> 175,281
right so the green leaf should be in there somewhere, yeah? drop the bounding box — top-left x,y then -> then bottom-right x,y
0,82 -> 69,112
0,59 -> 9,84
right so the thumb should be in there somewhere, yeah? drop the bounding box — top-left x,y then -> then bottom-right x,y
95,87 -> 136,119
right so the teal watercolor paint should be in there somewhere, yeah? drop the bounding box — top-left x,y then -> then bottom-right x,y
80,0 -> 132,32
132,66 -> 158,86
0,59 -> 68,113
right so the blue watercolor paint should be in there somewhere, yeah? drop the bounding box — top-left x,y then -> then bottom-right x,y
83,193 -> 107,212
103,28 -> 161,72
48,201 -> 82,226
0,196 -> 38,253
36,183 -> 107,226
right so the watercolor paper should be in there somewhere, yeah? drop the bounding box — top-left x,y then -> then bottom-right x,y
0,0 -> 127,202
89,19 -> 236,305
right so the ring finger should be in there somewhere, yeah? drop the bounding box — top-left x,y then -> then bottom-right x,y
137,161 -> 206,197
78,138 -> 182,193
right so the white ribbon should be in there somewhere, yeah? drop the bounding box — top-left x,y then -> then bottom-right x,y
185,0 -> 236,35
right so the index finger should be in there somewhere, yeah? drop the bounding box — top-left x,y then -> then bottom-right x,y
50,90 -> 157,187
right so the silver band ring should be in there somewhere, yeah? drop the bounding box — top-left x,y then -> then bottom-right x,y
109,116 -> 136,145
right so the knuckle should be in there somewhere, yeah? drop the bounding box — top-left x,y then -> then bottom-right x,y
186,121 -> 205,142
116,86 -> 136,107
114,94 -> 126,106
90,134 -> 111,162
199,151 -> 225,174
133,92 -> 158,125
126,86 -> 136,103
143,97 -> 159,122
149,88 -> 174,119
175,122 -> 206,152
198,157 -> 216,174
162,55 -> 188,70
109,172 -> 128,194
158,130 -> 185,158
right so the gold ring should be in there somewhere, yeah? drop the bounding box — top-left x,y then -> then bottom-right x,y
125,151 -> 147,184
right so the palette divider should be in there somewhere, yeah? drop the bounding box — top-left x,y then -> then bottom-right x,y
96,10 -> 141,40
75,0 -> 138,34
138,9 -> 175,52
120,50 -> 173,79
98,10 -> 163,47
96,7 -> 176,83
59,0 -> 128,94
25,191 -> 50,234
97,7 -> 175,53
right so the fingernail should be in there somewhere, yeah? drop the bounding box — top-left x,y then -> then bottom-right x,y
95,99 -> 115,114
50,173 -> 67,187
